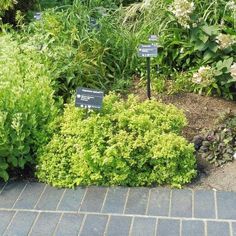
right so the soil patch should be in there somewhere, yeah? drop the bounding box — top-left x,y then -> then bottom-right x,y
130,80 -> 236,191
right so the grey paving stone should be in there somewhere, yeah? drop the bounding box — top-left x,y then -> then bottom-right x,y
0,181 -> 27,208
30,212 -> 61,236
35,185 -> 64,210
0,211 -> 15,234
156,219 -> 180,236
147,188 -> 170,216
207,221 -> 230,236
182,220 -> 205,236
106,216 -> 132,236
171,189 -> 192,218
232,222 -> 236,236
55,213 -> 84,236
131,217 -> 156,236
217,191 -> 236,220
80,187 -> 107,212
4,211 -> 38,236
14,182 -> 45,209
57,187 -> 86,211
80,214 -> 108,236
194,190 -> 215,219
102,187 -> 128,214
124,188 -> 149,215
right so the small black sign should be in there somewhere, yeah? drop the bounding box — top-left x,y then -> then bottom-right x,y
149,35 -> 158,42
138,44 -> 158,57
34,12 -> 42,21
75,87 -> 104,109
89,17 -> 100,31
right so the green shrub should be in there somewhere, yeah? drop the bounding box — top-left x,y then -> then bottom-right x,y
36,94 -> 196,188
1,0 -> 36,25
122,0 -> 236,99
0,35 -> 58,181
0,0 -> 16,16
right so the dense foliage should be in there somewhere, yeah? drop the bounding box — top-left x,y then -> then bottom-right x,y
2,0 -> 235,100
36,94 -> 196,188
1,0 -> 234,185
121,0 -> 236,99
0,36 -> 58,181
12,2 -> 139,101
0,0 -> 16,16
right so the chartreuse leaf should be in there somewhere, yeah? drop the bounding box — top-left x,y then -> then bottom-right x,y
0,36 -> 58,181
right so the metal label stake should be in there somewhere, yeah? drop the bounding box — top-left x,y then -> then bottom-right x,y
138,43 -> 158,99
147,57 -> 151,99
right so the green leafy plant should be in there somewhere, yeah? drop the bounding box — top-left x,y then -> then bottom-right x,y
16,1 -> 139,101
0,35 -> 58,181
0,0 -> 16,16
121,0 -> 236,99
36,94 -> 196,188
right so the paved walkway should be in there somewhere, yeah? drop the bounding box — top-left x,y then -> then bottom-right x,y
0,181 -> 236,235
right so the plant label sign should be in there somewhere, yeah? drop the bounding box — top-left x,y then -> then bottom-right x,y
89,17 -> 100,31
138,44 -> 157,57
149,35 -> 158,42
34,12 -> 42,21
75,87 -> 104,109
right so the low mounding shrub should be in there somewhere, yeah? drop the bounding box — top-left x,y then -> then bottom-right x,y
0,35 -> 58,181
36,94 -> 196,188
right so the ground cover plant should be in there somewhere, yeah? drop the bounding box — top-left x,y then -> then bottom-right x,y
36,94 -> 196,188
195,111 -> 236,166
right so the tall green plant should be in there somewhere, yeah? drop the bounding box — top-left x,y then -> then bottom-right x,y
121,0 -> 236,99
18,1 -> 139,100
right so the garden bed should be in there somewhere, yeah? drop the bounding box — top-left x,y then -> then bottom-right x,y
131,79 -> 236,191
1,0 -> 236,191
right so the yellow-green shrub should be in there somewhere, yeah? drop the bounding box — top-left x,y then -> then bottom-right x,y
36,94 -> 196,188
0,35 -> 58,181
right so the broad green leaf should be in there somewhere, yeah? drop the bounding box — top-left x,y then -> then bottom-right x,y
202,25 -> 219,36
0,170 -> 9,182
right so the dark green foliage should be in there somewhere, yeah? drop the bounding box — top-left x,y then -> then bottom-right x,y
18,2 -> 139,101
36,94 -> 196,188
38,0 -> 73,9
1,0 -> 36,25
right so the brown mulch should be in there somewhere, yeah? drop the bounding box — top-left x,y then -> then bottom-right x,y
156,93 -> 236,141
130,79 -> 236,141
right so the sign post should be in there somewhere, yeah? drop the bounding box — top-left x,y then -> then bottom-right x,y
138,43 -> 158,99
147,57 -> 151,99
